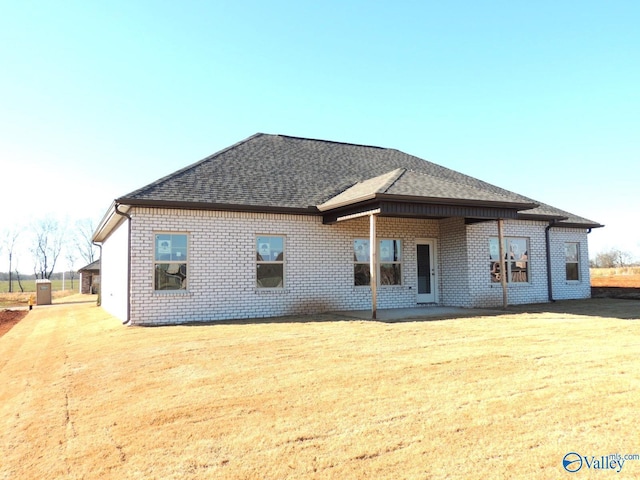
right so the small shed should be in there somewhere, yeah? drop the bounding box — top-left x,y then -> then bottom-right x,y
35,279 -> 52,305
78,259 -> 100,294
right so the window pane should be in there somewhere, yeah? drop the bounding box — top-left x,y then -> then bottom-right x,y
380,264 -> 401,285
156,234 -> 171,261
257,236 -> 284,261
380,240 -> 401,262
511,265 -> 528,283
490,261 -> 502,283
155,234 -> 187,261
508,238 -> 527,262
565,243 -> 578,262
354,263 -> 370,286
155,263 -> 187,290
489,238 -> 500,261
566,263 -> 579,281
256,263 -> 284,288
353,239 -> 370,262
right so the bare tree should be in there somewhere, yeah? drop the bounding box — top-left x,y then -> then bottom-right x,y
594,248 -> 633,268
75,218 -> 98,265
66,250 -> 77,291
32,217 -> 66,280
2,228 -> 21,293
15,269 -> 25,292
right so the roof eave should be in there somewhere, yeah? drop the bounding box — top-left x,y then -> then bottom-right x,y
375,193 -> 539,211
319,193 -> 538,213
116,197 -> 319,216
556,221 -> 605,229
317,193 -> 377,212
92,202 -> 131,243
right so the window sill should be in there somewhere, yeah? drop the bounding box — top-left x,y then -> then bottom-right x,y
153,290 -> 193,297
255,288 -> 288,294
353,284 -> 405,289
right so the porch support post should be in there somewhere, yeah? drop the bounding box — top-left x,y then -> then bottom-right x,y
369,213 -> 378,319
497,218 -> 508,309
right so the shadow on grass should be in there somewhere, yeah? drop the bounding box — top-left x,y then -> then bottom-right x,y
137,298 -> 640,328
506,298 -> 640,320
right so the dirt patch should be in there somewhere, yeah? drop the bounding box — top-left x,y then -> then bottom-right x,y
0,309 -> 28,337
591,273 -> 640,288
591,286 -> 640,300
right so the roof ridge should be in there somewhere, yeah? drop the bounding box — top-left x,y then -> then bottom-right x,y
378,168 -> 407,193
402,167 -> 534,204
274,134 -> 388,150
118,133 -> 264,200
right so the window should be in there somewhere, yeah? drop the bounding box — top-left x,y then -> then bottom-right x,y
353,239 -> 402,286
489,237 -> 529,283
155,233 -> 188,290
565,242 -> 580,281
256,236 -> 285,288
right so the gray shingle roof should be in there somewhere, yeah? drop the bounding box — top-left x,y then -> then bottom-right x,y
119,133 -> 601,227
78,259 -> 100,272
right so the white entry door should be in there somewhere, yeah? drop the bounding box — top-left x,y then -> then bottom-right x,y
416,239 -> 437,303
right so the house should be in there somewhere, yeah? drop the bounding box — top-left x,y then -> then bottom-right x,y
93,133 -> 602,325
78,259 -> 100,294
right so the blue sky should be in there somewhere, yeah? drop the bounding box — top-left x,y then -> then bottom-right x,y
1,0 -> 639,270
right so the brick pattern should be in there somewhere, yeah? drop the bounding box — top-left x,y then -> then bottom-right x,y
466,220 -> 549,307
103,209 -> 593,324
465,220 -> 591,307
548,227 -> 591,300
439,218 -> 471,307
128,208 -> 439,325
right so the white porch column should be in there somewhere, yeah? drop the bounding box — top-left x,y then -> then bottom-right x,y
369,213 -> 378,319
497,218 -> 508,309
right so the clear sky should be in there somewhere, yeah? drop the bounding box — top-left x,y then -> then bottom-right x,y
1,0 -> 639,271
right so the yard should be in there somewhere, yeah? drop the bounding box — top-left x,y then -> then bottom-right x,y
1,297 -> 639,479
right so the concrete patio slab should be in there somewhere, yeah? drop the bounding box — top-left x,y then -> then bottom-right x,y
332,305 -> 501,321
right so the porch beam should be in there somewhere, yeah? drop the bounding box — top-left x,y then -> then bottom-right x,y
369,213 -> 378,320
336,208 -> 381,222
497,218 -> 508,309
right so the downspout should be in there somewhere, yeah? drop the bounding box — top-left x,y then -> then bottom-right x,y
545,220 -> 557,302
114,203 -> 132,325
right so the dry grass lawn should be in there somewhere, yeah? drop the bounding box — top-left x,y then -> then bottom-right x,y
1,297 -> 639,479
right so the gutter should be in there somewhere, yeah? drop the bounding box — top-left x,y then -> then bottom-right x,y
545,220 -> 557,302
114,203 -> 132,325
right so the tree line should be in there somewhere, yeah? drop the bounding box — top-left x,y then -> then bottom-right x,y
589,248 -> 636,268
1,217 -> 97,293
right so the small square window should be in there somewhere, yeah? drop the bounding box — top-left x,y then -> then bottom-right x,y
489,237 -> 529,283
353,239 -> 402,286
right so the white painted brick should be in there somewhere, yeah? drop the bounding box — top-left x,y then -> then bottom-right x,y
100,208 -> 594,324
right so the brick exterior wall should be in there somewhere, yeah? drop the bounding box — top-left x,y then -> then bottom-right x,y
465,220 -> 591,307
101,208 -> 593,325
127,208 -> 441,325
439,217 -> 471,307
547,227 -> 591,301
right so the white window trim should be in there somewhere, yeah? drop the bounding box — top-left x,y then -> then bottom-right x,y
489,236 -> 530,285
256,235 -> 286,289
353,238 -> 403,287
565,242 -> 581,283
153,232 -> 189,292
